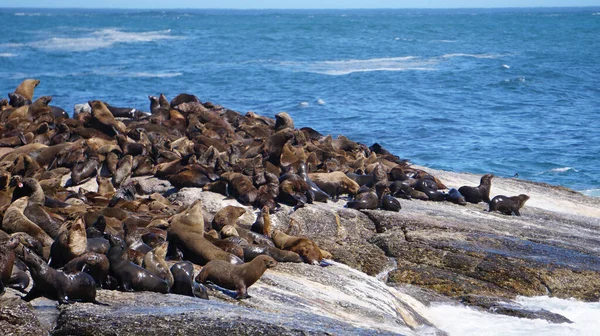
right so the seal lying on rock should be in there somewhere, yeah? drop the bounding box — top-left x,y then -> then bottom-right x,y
488,194 -> 530,216
195,255 -> 277,299
170,261 -> 208,299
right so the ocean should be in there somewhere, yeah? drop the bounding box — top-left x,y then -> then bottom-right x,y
0,7 -> 599,196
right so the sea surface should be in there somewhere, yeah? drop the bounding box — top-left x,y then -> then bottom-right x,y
1,7 -> 599,195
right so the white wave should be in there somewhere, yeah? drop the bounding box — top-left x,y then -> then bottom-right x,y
427,296 -> 600,336
14,12 -> 49,17
433,40 -> 457,43
537,167 -> 579,175
593,13 -> 600,16
316,99 -> 325,105
31,29 -> 181,52
299,102 -> 309,107
129,72 -> 182,78
442,53 -> 501,59
281,57 -> 437,76
0,53 -> 17,57
502,64 -> 511,69
581,189 -> 600,197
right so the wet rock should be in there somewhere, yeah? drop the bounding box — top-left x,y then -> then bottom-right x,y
50,262 -> 444,336
459,295 -> 572,324
0,289 -> 48,336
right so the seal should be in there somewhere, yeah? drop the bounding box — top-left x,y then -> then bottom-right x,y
0,237 -> 18,296
61,252 -> 110,288
251,205 -> 272,237
9,258 -> 30,293
488,194 -> 530,216
88,100 -> 126,136
19,247 -> 106,305
446,188 -> 467,206
49,217 -> 88,268
308,171 -> 360,199
142,241 -> 174,287
13,79 -> 40,102
170,261 -> 208,299
346,190 -> 379,210
219,172 -> 259,206
242,245 -> 303,263
274,112 -> 294,131
458,173 -> 494,204
195,254 -> 277,299
168,200 -> 243,265
297,162 -> 330,202
106,235 -> 169,293
271,230 -> 325,265
212,205 -> 246,232
2,197 -> 54,247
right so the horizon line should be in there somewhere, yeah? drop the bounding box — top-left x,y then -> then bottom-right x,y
2,6 -> 599,10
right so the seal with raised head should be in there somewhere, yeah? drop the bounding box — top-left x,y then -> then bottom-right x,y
19,247 -> 106,305
488,194 -> 530,216
142,241 -> 174,287
106,235 -> 169,293
195,255 -> 277,299
13,79 -> 40,102
2,197 -> 54,247
48,217 -> 87,268
458,173 -> 494,204
212,205 -> 246,232
62,252 -> 110,288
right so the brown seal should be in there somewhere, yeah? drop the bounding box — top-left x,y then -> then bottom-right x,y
2,197 -> 54,247
13,79 -> 40,102
242,244 -> 302,263
195,254 -> 277,299
274,112 -> 294,131
458,173 -> 494,204
168,200 -> 243,265
219,172 -> 259,205
19,247 -> 106,305
212,205 -> 246,231
0,237 -> 18,295
488,194 -> 530,216
251,205 -> 272,237
308,171 -> 360,199
48,217 -> 87,268
142,241 -> 174,287
88,100 -> 126,136
346,190 -> 379,210
271,230 -> 325,265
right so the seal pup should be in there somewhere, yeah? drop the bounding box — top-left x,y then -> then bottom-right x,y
458,173 -> 494,204
488,194 -> 530,216
446,188 -> 467,206
170,261 -> 208,299
19,247 -> 106,305
195,255 -> 277,299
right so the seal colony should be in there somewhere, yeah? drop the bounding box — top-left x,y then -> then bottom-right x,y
0,79 -> 530,304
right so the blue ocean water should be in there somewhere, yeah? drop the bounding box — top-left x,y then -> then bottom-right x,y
1,7 -> 599,194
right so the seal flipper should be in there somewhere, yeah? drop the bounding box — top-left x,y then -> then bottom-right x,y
192,282 -> 209,300
22,286 -> 42,302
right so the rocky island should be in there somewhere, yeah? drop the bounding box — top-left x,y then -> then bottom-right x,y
1,79 -> 599,335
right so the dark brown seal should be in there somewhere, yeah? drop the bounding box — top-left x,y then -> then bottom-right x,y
170,261 -> 208,299
62,252 -> 109,288
458,173 -> 494,204
19,247 -> 105,305
106,235 -> 169,293
142,241 -> 174,287
488,194 -> 530,216
195,255 -> 277,299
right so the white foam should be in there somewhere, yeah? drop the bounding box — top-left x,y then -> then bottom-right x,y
0,53 -> 17,57
442,53 -> 501,59
502,64 -> 511,69
299,102 -> 309,107
433,40 -> 457,43
427,296 -> 600,336
316,99 -> 325,105
282,56 -> 437,75
537,167 -> 579,175
580,189 -> 600,197
14,12 -> 48,17
31,29 -> 181,52
129,72 -> 182,78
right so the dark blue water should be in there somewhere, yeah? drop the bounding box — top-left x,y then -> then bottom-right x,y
1,8 -> 599,194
